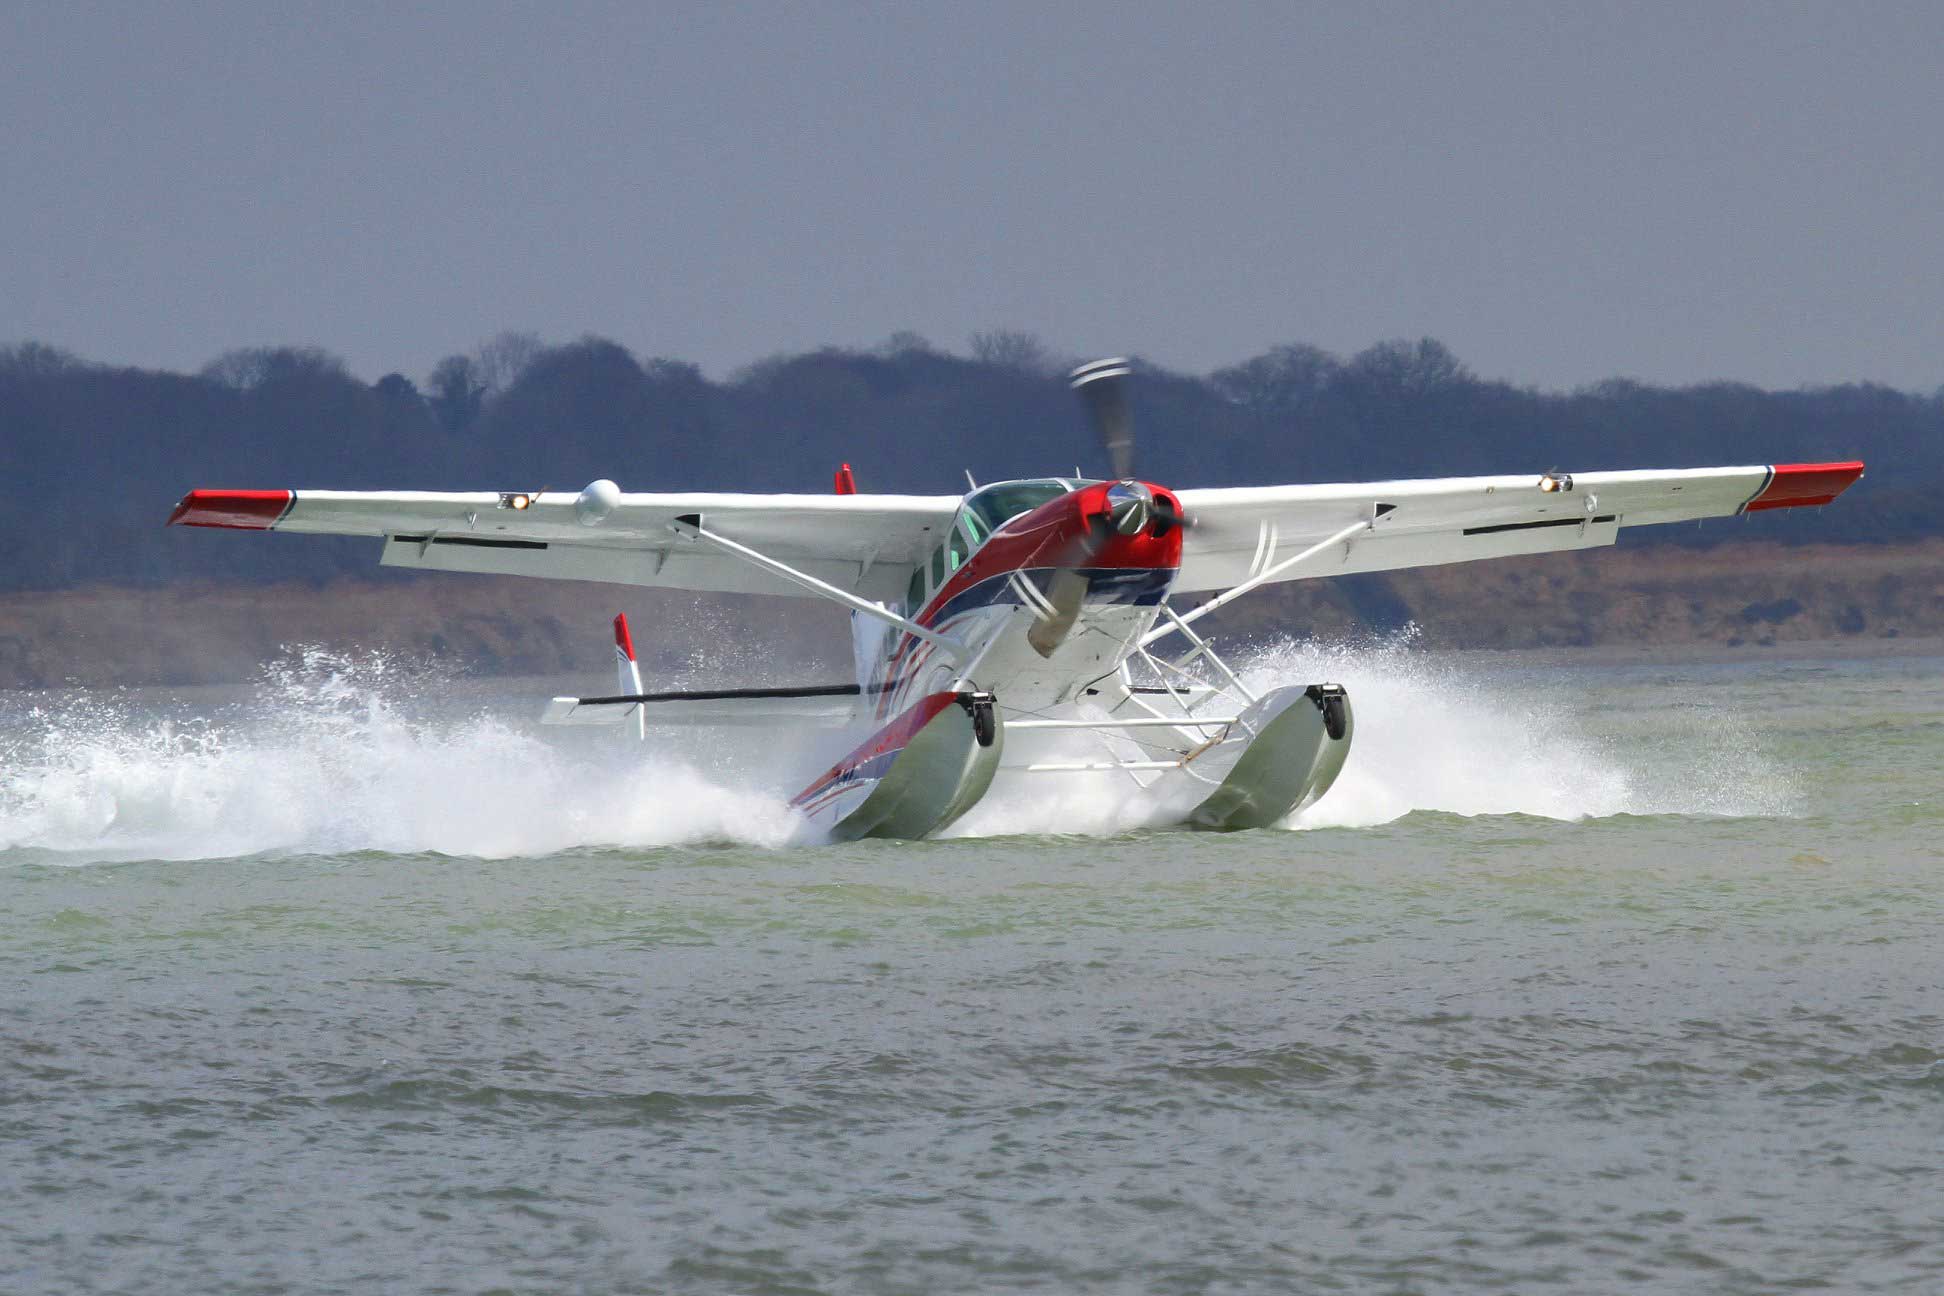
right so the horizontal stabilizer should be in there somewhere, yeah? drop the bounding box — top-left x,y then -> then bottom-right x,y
544,697 -> 648,726
543,683 -> 865,729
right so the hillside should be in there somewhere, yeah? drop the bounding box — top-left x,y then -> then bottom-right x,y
2,334 -> 1938,597
4,332 -> 1936,690
3,539 -> 1935,691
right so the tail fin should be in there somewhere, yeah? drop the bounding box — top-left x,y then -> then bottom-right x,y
614,613 -> 646,740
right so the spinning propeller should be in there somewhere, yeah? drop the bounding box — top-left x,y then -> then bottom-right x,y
1066,358 -> 1190,536
1070,358 -> 1135,480
1025,359 -> 1193,656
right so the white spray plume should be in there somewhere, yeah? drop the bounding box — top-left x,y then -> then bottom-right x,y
2,637 -> 1795,862
0,650 -> 800,862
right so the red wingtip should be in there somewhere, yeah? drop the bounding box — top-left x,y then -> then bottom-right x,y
834,463 -> 857,495
167,489 -> 294,529
613,612 -> 637,662
1744,461 -> 1866,513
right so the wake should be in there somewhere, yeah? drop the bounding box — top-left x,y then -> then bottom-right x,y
0,639 -> 1796,862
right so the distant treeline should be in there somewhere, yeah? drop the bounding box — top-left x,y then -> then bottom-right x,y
2,332 -> 1935,592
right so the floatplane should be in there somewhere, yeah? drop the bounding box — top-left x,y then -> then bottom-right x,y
169,360 -> 1862,839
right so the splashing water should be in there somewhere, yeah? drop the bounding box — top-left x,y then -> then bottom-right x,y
0,651 -> 801,861
957,630 -> 1798,837
1250,631 -> 1798,827
0,639 -> 1797,861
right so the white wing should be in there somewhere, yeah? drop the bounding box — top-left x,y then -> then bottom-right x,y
167,486 -> 960,600
1173,462 -> 1863,592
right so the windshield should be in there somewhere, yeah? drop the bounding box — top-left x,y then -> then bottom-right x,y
905,481 -> 1100,611
960,479 -> 1090,539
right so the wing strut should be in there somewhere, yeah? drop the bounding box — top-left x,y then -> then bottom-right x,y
669,513 -> 966,664
1139,511 -> 1385,650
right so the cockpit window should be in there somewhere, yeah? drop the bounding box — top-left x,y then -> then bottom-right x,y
906,565 -> 926,614
959,509 -> 989,547
961,479 -> 1089,539
921,481 -> 1101,599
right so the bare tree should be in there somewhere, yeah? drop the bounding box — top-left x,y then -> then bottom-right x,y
1343,338 -> 1469,397
642,357 -> 706,386
0,341 -> 84,378
1210,343 -> 1341,410
876,331 -> 937,357
729,353 -> 791,390
201,350 -> 269,390
372,372 -> 421,402
426,354 -> 486,432
969,329 -> 1053,375
200,346 -> 347,390
472,330 -> 546,396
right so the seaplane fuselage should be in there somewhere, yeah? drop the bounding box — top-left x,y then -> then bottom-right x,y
855,476 -> 1186,719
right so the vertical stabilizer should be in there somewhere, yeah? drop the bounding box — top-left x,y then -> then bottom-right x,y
613,613 -> 646,740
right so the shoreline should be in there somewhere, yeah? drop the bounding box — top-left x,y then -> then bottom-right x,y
1,537 -> 1938,691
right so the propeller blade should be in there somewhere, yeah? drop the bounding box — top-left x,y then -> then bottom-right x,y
1025,568 -> 1090,657
1069,358 -> 1133,481
1028,362 -> 1187,657
1025,506 -> 1119,656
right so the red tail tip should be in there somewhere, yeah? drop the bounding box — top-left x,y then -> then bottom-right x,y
612,612 -> 637,661
834,463 -> 857,495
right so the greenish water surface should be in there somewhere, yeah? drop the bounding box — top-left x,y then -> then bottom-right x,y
3,647 -> 1940,1293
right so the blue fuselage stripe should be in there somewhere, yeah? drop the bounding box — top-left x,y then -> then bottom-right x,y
925,565 -> 1174,626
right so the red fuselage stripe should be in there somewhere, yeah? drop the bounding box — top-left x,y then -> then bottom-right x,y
793,691 -> 958,804
876,482 -> 1185,688
917,483 -> 1182,631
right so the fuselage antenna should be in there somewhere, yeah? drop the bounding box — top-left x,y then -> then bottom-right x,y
964,468 -> 979,490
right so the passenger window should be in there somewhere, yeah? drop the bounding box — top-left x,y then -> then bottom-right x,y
906,565 -> 926,614
930,545 -> 946,588
949,526 -> 969,572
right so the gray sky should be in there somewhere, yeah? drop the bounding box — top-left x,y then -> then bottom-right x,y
5,1 -> 1940,391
